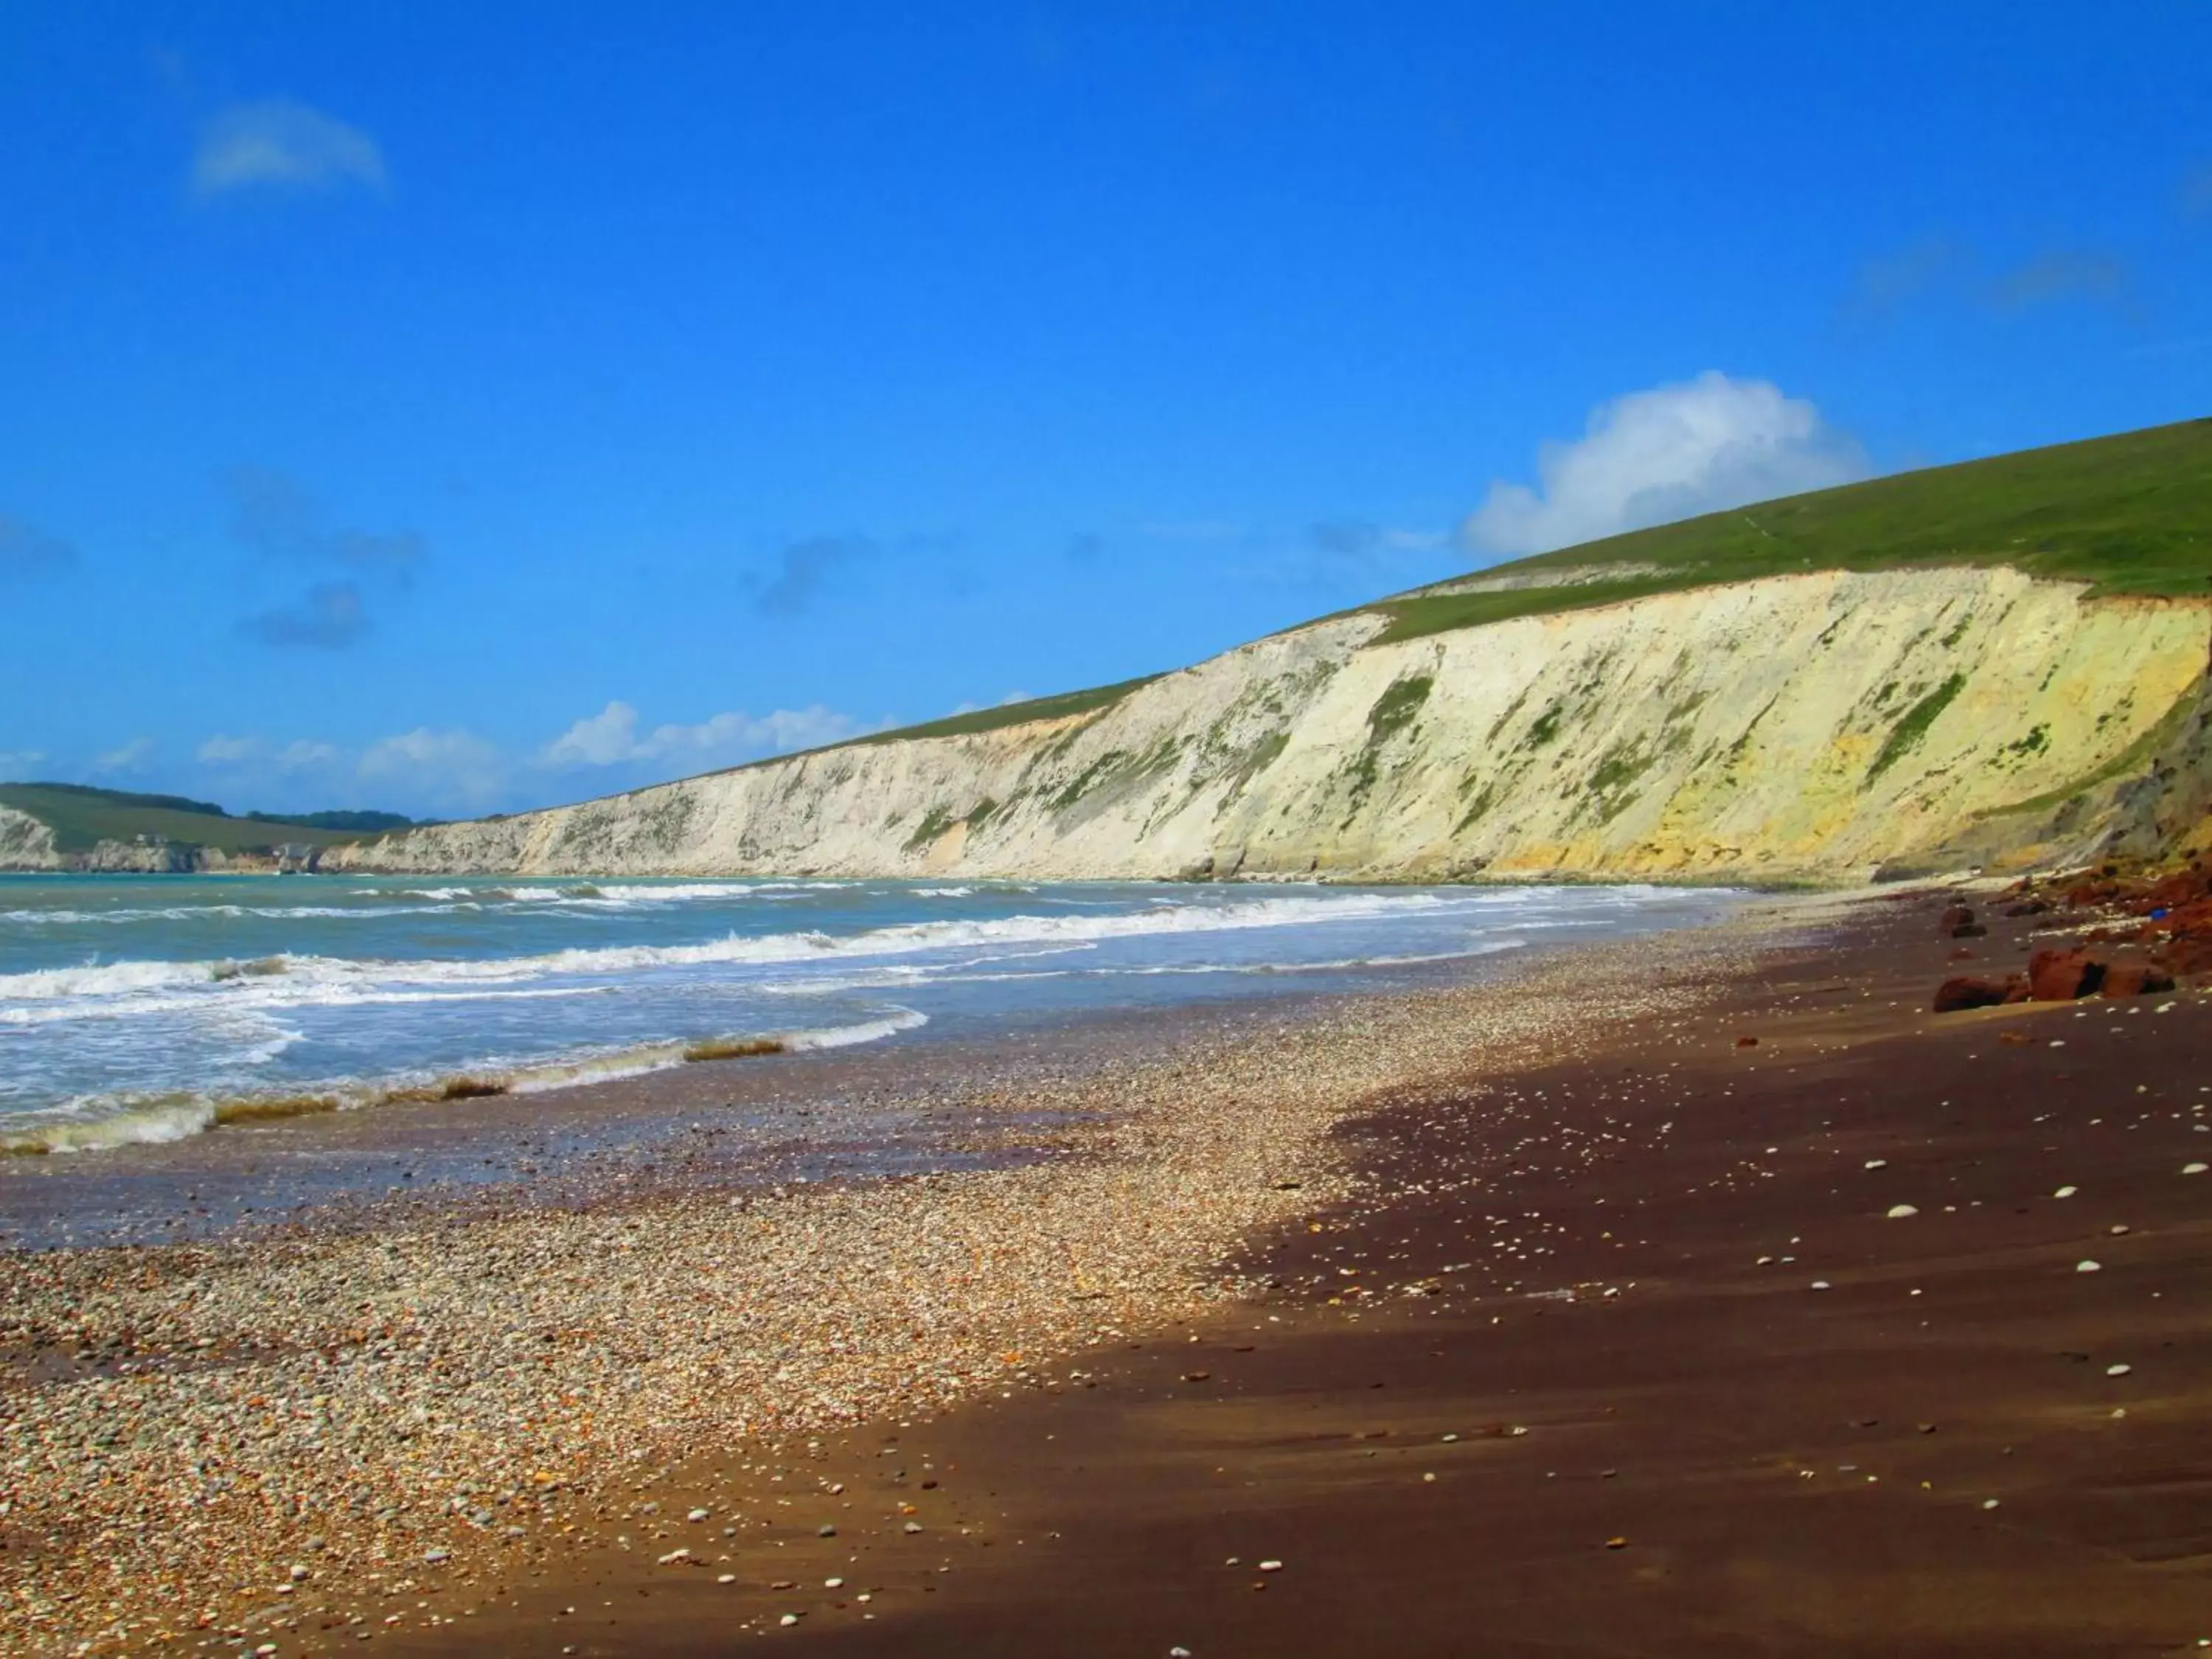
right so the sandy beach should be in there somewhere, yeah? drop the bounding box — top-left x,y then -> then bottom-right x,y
0,900 -> 1736,1658
10,880 -> 2212,1657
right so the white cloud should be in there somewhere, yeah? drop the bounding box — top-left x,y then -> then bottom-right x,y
192,99 -> 388,199
1461,372 -> 1871,557
358,728 -> 504,812
0,748 -> 45,776
196,734 -> 260,765
198,734 -> 341,771
543,701 -> 864,771
93,737 -> 155,774
276,738 -> 340,770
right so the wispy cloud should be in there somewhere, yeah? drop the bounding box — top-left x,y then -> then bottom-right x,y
543,701 -> 865,770
1984,248 -> 2133,313
192,99 -> 388,200
750,535 -> 874,617
357,728 -> 504,813
226,467 -> 425,576
0,514 -> 77,578
0,749 -> 46,777
1308,521 -> 1448,561
197,734 -> 341,770
1462,372 -> 1871,558
1846,237 -> 2138,324
225,468 -> 420,648
1843,237 -> 1968,322
93,737 -> 156,775
241,582 -> 369,650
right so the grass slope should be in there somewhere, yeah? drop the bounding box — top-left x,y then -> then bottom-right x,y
847,675 -> 1166,747
0,785 -> 392,855
1366,417 -> 2212,644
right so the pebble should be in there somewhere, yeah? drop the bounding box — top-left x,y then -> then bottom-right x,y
904,1520 -> 924,1534
818,1524 -> 837,1538
781,1612 -> 801,1627
1809,1281 -> 1832,1291
717,1573 -> 737,1585
2184,1162 -> 2208,1175
2107,1363 -> 2133,1377
688,1507 -> 710,1522
0,945 -> 1727,1654
1864,1159 -> 1888,1170
2053,1186 -> 2078,1198
824,1576 -> 845,1589
1886,1205 -> 1919,1219
1259,1559 -> 1284,1572
2076,1260 -> 2101,1273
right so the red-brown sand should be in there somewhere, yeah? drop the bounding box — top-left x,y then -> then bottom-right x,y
360,888 -> 2212,1658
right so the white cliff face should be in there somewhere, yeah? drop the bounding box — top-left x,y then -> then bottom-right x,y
325,568 -> 2211,884
0,805 -> 60,869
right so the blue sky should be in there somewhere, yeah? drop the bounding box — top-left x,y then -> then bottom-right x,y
2,2 -> 2208,818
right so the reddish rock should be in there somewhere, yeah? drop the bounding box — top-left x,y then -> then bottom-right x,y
1934,976 -> 2018,1013
2028,948 -> 2105,1001
1939,903 -> 1975,934
2101,962 -> 2177,999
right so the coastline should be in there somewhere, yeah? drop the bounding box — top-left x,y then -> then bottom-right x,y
366,875 -> 2212,1658
0,893 -> 1799,1655
21,878 -> 2212,1655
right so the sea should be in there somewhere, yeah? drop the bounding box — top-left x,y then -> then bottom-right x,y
0,873 -> 1741,1158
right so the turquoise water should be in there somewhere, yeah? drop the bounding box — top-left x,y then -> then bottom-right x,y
0,874 -> 1739,1153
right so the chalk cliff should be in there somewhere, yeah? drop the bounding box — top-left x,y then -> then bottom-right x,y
325,566 -> 2211,885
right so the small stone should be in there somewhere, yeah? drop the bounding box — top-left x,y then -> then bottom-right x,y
780,1613 -> 800,1627
1810,1281 -> 1832,1291
904,1521 -> 923,1534
1981,1499 -> 2000,1510
2076,1260 -> 2101,1273
688,1508 -> 709,1522
2107,1363 -> 2132,1377
1258,1559 -> 1284,1572
2110,1224 -> 2130,1235
1886,1205 -> 1919,1219
1604,1536 -> 1628,1549
288,1564 -> 308,1582
1864,1159 -> 1887,1170
423,1548 -> 449,1565
817,1524 -> 837,1538
2053,1186 -> 2078,1198
2184,1163 -> 2208,1175
658,1547 -> 691,1565
824,1576 -> 844,1589
717,1573 -> 737,1585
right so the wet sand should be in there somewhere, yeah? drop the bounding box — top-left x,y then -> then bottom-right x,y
364,888 -> 2212,1658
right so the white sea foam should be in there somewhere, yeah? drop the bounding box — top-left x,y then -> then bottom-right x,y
0,888 -> 1476,1012
7,1006 -> 931,1153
